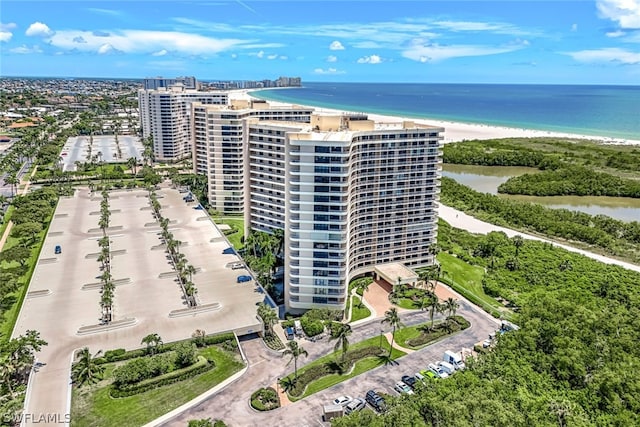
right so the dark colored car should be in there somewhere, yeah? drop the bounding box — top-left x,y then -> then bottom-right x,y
365,390 -> 386,412
236,275 -> 252,283
285,327 -> 295,340
54,245 -> 62,254
402,375 -> 417,389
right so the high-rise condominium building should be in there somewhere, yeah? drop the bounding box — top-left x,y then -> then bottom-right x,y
191,99 -> 313,213
143,76 -> 198,90
244,114 -> 443,312
138,85 -> 227,162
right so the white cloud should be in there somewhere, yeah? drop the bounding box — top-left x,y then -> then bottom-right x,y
352,41 -> 383,49
231,53 -> 238,59
597,0 -> 640,29
329,40 -> 345,50
0,22 -> 16,31
10,44 -> 42,54
46,29 -> 248,55
279,55 -> 288,60
606,30 -> 626,37
565,47 -> 640,64
403,41 -> 524,62
313,67 -> 345,75
571,23 -> 578,32
357,54 -> 382,64
0,32 -> 11,42
26,22 -> 53,37
73,36 -> 87,44
326,55 -> 337,63
256,50 -> 264,58
429,20 -> 539,37
152,49 -> 168,56
87,8 -> 122,16
267,54 -> 278,60
98,43 -> 114,54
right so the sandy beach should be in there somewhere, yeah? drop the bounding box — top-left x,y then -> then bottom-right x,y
229,89 -> 640,146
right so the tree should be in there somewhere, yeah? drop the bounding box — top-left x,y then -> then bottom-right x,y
127,157 -> 138,175
141,333 -> 163,355
192,329 -> 206,347
444,297 -> 460,320
10,222 -> 42,246
427,295 -> 443,331
381,308 -> 403,359
330,323 -> 352,364
0,245 -> 32,267
257,303 -> 278,335
71,347 -> 105,387
512,235 -> 524,258
185,264 -> 197,282
283,340 -> 308,380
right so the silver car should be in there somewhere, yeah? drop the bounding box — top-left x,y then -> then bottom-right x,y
344,398 -> 366,414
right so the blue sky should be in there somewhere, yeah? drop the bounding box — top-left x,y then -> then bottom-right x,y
1,0 -> 639,84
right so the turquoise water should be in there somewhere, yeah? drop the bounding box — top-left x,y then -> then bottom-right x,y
252,83 -> 640,141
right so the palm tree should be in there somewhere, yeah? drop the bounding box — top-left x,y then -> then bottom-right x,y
257,303 -> 278,335
127,157 -> 138,175
330,323 -> 352,364
141,333 -> 163,354
355,278 -> 372,307
71,347 -> 105,387
427,294 -> 443,331
512,235 -> 524,258
444,297 -> 460,320
185,264 -> 197,282
381,308 -> 403,359
283,340 -> 308,380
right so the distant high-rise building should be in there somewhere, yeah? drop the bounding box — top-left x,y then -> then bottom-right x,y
138,84 -> 227,162
244,114 -> 443,312
191,99 -> 313,213
143,76 -> 198,90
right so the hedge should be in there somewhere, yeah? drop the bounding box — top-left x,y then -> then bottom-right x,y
109,357 -> 213,398
95,332 -> 236,364
405,316 -> 471,348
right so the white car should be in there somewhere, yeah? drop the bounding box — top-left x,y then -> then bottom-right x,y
428,363 -> 450,379
345,398 -> 366,414
393,381 -> 414,395
333,395 -> 353,407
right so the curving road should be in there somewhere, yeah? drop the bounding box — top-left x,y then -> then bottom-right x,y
162,290 -> 500,426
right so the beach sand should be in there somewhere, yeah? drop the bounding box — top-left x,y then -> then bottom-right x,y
229,89 -> 640,146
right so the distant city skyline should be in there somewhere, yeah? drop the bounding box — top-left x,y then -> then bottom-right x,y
1,0 -> 639,85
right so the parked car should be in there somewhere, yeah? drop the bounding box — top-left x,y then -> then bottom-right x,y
285,327 -> 295,340
344,398 -> 366,414
428,363 -> 450,379
414,372 -> 426,383
54,245 -> 62,254
365,390 -> 386,412
333,395 -> 353,407
236,275 -> 252,283
420,369 -> 438,380
401,375 -> 417,389
438,361 -> 456,375
394,381 -> 414,395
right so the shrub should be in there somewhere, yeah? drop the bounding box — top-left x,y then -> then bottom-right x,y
104,348 -> 126,361
174,342 -> 198,368
250,387 -> 280,411
300,317 -> 324,337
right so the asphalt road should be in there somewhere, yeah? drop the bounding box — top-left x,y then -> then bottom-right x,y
163,296 -> 500,426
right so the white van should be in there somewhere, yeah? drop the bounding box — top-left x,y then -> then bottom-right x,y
443,350 -> 466,370
438,361 -> 456,375
294,320 -> 303,336
428,363 -> 449,379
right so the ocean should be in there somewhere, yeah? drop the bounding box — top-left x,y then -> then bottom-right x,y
252,82 -> 640,141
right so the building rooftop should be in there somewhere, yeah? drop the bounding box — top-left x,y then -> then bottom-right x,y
375,262 -> 419,285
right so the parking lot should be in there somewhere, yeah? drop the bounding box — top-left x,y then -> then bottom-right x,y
12,184 -> 264,426
60,135 -> 143,171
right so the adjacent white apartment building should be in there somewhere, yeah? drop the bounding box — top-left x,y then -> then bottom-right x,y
138,84 -> 227,162
191,99 -> 313,213
244,113 -> 443,312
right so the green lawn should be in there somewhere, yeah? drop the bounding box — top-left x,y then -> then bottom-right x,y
70,346 -> 244,427
214,217 -> 244,249
437,252 -> 507,318
394,320 -> 444,349
394,316 -> 470,350
285,336 -> 406,401
350,296 -> 371,322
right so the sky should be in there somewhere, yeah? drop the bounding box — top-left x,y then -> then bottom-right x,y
0,0 -> 639,84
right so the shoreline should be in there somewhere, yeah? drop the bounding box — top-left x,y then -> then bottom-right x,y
227,88 -> 640,146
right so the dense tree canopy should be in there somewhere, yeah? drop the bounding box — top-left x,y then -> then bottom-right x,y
334,222 -> 640,426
